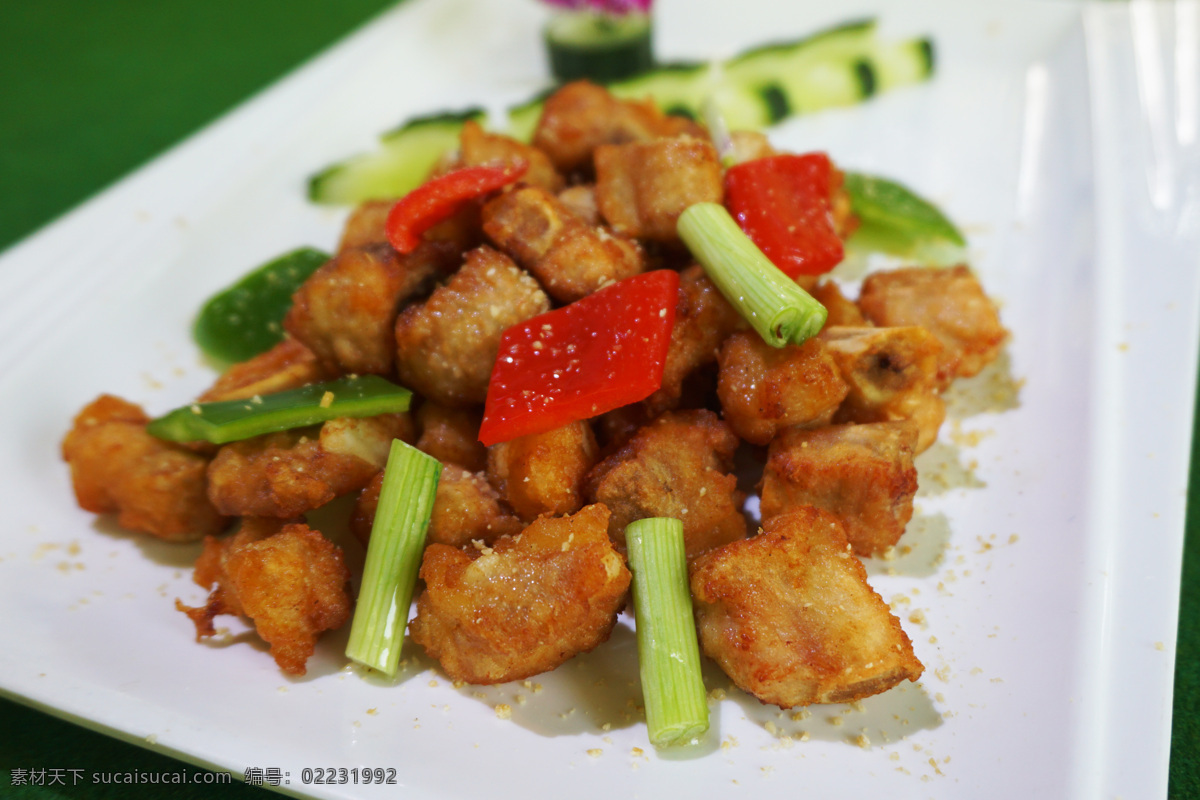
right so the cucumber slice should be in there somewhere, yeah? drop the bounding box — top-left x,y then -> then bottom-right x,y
193,247 -> 329,364
507,89 -> 554,144
308,108 -> 486,205
607,61 -> 711,120
720,19 -> 930,128
545,10 -> 654,84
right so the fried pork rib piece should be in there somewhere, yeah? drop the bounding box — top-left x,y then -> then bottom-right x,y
350,464 -> 522,549
531,80 -> 705,174
410,504 -> 630,684
858,265 -> 1008,386
395,246 -> 551,407
487,421 -> 598,522
557,184 -> 600,225
62,395 -> 227,542
716,332 -> 849,446
284,239 -> 458,376
482,185 -> 644,303
178,519 -> 351,676
415,402 -> 487,473
197,338 -> 334,403
811,280 -> 868,329
820,325 -> 945,453
645,264 -> 745,414
690,508 -> 924,708
760,422 -> 919,557
206,413 -> 410,518
585,410 -> 745,555
459,119 -> 563,194
595,136 -> 724,243
337,199 -> 392,253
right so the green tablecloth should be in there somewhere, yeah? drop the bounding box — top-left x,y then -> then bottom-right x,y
0,2 -> 1195,798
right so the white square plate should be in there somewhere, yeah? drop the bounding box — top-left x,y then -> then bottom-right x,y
1,1 -> 1196,798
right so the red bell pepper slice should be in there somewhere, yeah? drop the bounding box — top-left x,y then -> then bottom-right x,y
723,153 -> 844,278
385,161 -> 528,254
479,270 -> 679,446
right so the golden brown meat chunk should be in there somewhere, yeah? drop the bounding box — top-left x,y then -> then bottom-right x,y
206,413 -> 409,518
820,325 -> 945,453
487,421 -> 598,522
760,422 -> 919,556
531,80 -> 704,174
284,241 -> 457,375
62,395 -> 227,542
350,465 -> 521,549
727,130 -> 777,163
645,264 -> 745,414
716,332 -> 849,446
394,246 -> 550,407
415,402 -> 487,472
595,136 -> 724,243
690,507 -> 923,708
177,520 -> 351,676
811,280 -> 867,328
410,503 -> 630,684
557,184 -> 600,225
337,199 -> 392,252
585,410 -> 745,555
482,185 -> 644,303
459,119 -> 563,193
857,265 -> 1008,386
197,338 -> 334,403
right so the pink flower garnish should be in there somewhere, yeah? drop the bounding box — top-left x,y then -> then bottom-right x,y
541,0 -> 652,14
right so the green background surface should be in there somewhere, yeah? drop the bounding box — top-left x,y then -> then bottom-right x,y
0,1 -> 1195,798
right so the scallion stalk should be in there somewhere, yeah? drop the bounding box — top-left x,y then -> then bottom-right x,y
625,517 -> 709,747
146,375 -> 412,444
677,202 -> 827,348
345,439 -> 442,676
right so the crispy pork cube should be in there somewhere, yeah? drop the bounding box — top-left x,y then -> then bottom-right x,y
716,332 -> 849,446
760,422 -> 919,556
350,465 -> 522,549
337,199 -> 392,252
858,265 -> 1008,385
482,185 -> 644,303
727,130 -> 777,163
487,420 -> 598,522
689,507 -> 924,707
410,503 -> 631,684
645,264 -> 745,414
62,395 -> 227,542
459,119 -> 563,193
811,280 -> 867,328
531,80 -> 705,174
595,136 -> 723,242
395,246 -> 550,407
557,184 -> 601,225
177,520 -> 351,676
820,325 -> 945,453
284,241 -> 454,375
585,409 -> 745,555
206,413 -> 409,518
415,402 -> 487,472
197,338 -> 334,403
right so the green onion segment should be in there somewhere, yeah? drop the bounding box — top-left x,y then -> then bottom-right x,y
146,375 -> 412,444
192,247 -> 329,364
677,202 -> 827,348
625,517 -> 709,747
843,172 -> 965,259
346,439 -> 442,677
